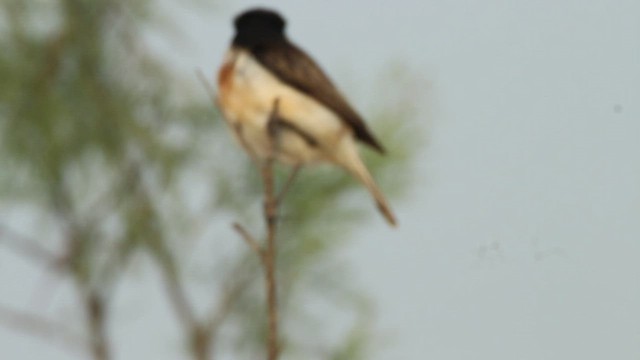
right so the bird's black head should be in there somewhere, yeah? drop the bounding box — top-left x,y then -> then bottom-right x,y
233,8 -> 287,48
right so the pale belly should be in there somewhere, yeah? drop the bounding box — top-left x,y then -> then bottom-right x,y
217,49 -> 350,165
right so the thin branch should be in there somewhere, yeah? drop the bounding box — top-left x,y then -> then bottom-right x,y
148,228 -> 211,360
83,291 -> 110,360
261,158 -> 280,360
205,275 -> 251,332
0,303 -> 86,354
196,68 -> 219,109
82,160 -> 141,231
263,99 -> 282,360
120,158 -> 214,360
233,223 -> 263,259
0,225 -> 70,321
0,224 -> 63,268
163,265 -> 198,329
203,271 -> 253,357
52,176 -> 115,360
276,165 -> 301,203
147,227 -> 212,360
232,98 -> 282,360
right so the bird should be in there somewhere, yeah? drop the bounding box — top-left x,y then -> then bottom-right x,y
216,8 -> 396,226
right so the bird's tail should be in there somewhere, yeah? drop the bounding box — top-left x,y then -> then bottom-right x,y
337,142 -> 397,227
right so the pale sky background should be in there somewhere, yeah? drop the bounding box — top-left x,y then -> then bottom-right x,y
2,0 -> 640,359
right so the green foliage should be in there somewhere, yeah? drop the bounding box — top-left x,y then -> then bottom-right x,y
0,0 -> 423,358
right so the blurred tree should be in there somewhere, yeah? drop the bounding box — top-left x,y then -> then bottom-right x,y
0,1 -> 422,359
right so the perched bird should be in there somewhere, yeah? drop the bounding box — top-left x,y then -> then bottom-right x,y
217,8 -> 396,226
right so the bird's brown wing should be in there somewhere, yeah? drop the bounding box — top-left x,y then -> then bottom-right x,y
251,42 -> 385,154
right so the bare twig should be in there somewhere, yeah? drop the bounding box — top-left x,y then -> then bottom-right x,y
52,180 -> 113,360
119,160 -> 216,360
151,229 -> 213,360
261,159 -> 279,360
0,224 -> 63,268
0,224 -> 68,309
0,303 -> 86,354
203,270 -> 253,357
162,263 -> 197,330
83,291 -> 110,360
233,98 -> 283,360
276,165 -> 301,203
232,163 -> 281,360
233,223 -> 263,259
149,225 -> 214,360
1,179 -> 115,360
196,69 -> 219,109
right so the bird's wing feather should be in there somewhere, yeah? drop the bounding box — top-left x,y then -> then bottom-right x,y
251,42 -> 385,153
